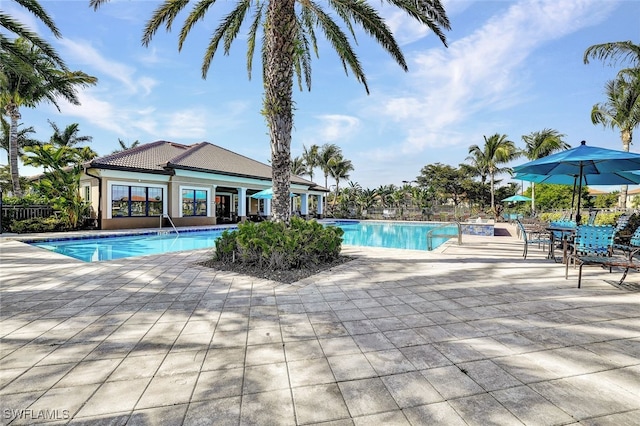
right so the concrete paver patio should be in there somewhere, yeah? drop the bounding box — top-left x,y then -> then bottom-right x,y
1,224 -> 639,425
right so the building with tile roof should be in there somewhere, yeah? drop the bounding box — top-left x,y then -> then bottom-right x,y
80,141 -> 328,230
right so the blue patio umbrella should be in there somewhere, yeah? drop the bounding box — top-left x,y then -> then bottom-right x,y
513,141 -> 640,223
501,194 -> 532,202
251,188 -> 296,199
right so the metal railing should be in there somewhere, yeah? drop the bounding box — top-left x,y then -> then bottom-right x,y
426,221 -> 462,250
159,213 -> 179,236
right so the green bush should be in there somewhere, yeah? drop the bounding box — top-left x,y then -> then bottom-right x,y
9,217 -> 68,233
214,217 -> 344,270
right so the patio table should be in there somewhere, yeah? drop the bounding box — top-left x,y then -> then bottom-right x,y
546,225 -> 576,263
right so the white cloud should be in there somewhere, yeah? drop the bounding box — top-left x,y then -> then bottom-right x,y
57,38 -> 158,95
316,115 -> 361,142
372,0 -> 617,153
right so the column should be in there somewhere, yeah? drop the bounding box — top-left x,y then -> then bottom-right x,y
300,193 -> 309,216
238,187 -> 247,220
264,199 -> 271,217
212,185 -> 217,219
317,195 -> 324,216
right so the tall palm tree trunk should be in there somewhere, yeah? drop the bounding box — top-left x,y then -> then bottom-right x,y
264,0 -> 295,222
620,130 -> 632,209
5,103 -> 23,197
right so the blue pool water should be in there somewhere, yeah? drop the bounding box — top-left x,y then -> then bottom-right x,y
30,221 -> 454,262
334,221 -> 453,250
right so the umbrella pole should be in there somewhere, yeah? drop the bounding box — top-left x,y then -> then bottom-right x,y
570,178 -> 577,221
575,165 -> 583,224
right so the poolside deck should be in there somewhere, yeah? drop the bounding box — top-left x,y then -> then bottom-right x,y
1,224 -> 639,425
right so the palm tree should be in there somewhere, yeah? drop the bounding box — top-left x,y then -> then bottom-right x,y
301,144 -> 319,182
1,0 -> 67,73
468,134 -> 519,212
329,156 -> 354,208
318,143 -> 341,189
584,41 -> 640,72
290,155 -> 306,176
0,116 -> 40,158
111,138 -> 140,154
90,0 -> 450,222
521,129 -> 569,212
47,121 -> 91,147
591,74 -> 640,208
0,38 -> 97,197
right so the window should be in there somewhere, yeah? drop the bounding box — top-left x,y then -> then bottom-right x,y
111,185 -> 163,217
82,185 -> 90,202
182,189 -> 208,216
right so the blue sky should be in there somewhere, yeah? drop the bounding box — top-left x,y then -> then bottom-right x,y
4,0 -> 640,190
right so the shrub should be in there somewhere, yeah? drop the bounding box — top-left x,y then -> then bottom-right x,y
214,217 -> 344,270
9,216 -> 69,233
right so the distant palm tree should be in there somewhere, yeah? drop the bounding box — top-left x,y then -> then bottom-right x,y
301,144 -> 319,182
318,143 -> 341,189
48,121 -> 92,148
468,134 -> 519,211
521,129 -> 569,212
0,38 -> 97,197
591,74 -> 640,208
90,0 -> 450,222
290,155 -> 306,176
111,138 -> 140,154
329,156 -> 354,207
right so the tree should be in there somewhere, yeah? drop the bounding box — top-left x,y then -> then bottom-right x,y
584,40 -> 640,72
318,143 -> 341,190
591,74 -> 640,208
23,143 -> 90,228
418,163 -> 466,206
111,138 -> 140,154
1,0 -> 67,74
329,155 -> 354,208
0,115 -> 40,160
521,129 -> 569,212
467,134 -> 519,211
290,155 -> 306,175
301,144 -> 319,182
585,40 -> 640,209
0,38 -> 97,197
90,0 -> 450,222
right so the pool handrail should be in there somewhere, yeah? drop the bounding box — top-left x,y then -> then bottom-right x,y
160,213 -> 180,236
426,221 -> 462,250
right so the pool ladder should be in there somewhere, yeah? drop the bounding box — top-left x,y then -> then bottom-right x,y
159,214 -> 180,236
426,221 -> 462,251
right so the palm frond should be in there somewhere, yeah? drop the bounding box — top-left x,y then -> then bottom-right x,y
142,0 -> 191,47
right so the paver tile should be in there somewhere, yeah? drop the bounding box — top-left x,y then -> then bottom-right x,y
327,353 -> 377,381
380,371 -> 443,408
240,389 -> 295,425
491,385 -> 575,425
338,378 -> 399,417
75,377 -> 150,418
292,384 -> 350,424
287,358 -> 335,387
136,372 -> 198,409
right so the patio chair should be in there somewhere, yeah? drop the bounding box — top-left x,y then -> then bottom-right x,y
565,224 -> 616,288
515,219 -> 551,260
612,213 -> 637,252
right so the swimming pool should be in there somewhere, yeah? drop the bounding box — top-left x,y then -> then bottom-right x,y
334,221 -> 455,250
29,221 -> 455,262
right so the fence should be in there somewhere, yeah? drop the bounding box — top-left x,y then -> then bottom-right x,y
1,204 -> 54,221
